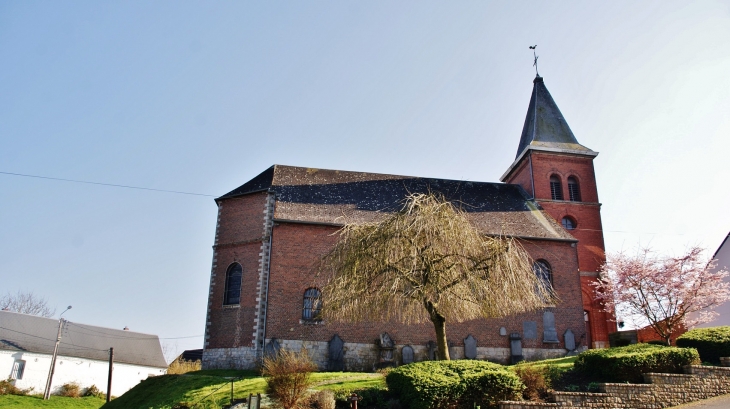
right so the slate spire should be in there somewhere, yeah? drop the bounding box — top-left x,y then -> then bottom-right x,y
515,76 -> 596,159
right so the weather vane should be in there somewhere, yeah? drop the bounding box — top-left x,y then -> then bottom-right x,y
529,45 -> 539,77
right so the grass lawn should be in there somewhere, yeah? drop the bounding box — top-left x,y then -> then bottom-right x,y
100,370 -> 385,409
0,395 -> 106,408
514,355 -> 577,370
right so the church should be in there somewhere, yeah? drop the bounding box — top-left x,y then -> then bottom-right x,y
201,75 -> 615,370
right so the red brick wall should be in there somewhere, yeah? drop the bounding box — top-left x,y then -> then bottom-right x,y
206,193 -> 268,349
504,151 -> 616,347
262,222 -> 587,351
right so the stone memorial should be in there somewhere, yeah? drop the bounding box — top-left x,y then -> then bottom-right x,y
464,335 -> 477,359
543,311 -> 559,343
427,341 -> 437,360
328,334 -> 345,371
564,329 -> 576,354
499,327 -> 507,336
377,332 -> 396,368
523,321 -> 537,340
509,332 -> 523,364
401,345 -> 414,365
264,338 -> 280,358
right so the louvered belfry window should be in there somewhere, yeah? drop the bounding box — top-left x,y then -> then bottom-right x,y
223,263 -> 243,305
567,177 -> 581,202
550,176 -> 563,200
302,288 -> 322,321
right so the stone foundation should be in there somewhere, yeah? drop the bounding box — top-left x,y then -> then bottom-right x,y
203,339 -> 569,371
500,363 -> 730,409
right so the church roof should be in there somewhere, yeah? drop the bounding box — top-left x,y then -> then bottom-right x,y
219,165 -> 575,242
0,310 -> 168,368
514,76 -> 596,159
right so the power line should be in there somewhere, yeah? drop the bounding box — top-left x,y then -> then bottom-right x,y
0,171 -> 216,197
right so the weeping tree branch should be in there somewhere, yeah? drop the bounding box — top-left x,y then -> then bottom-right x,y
317,193 -> 558,360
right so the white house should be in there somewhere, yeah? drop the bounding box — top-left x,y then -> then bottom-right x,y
0,310 -> 167,397
698,232 -> 730,327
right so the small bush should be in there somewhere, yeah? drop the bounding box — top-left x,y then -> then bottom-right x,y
0,378 -> 33,396
57,382 -> 82,398
513,365 -> 549,401
312,390 -> 336,409
676,326 -> 730,365
262,348 -> 317,409
84,384 -> 106,399
167,359 -> 202,374
386,360 -> 524,409
333,387 -> 391,409
573,343 -> 700,383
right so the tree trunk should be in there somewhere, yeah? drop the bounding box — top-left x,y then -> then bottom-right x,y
425,300 -> 450,360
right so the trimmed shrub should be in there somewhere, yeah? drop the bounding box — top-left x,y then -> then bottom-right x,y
573,343 -> 700,383
676,326 -> 730,365
385,360 -> 524,409
333,387 -> 391,409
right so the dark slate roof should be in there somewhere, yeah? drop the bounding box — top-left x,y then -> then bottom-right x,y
0,310 -> 168,368
219,165 -> 575,241
514,76 -> 596,159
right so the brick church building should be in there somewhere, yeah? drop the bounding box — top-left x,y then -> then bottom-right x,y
202,75 -> 615,370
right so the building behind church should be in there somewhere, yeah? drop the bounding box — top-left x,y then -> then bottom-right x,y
202,76 -> 615,370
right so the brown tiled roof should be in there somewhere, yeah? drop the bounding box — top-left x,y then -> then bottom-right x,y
220,165 -> 575,241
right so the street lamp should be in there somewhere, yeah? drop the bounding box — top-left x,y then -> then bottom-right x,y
43,305 -> 72,400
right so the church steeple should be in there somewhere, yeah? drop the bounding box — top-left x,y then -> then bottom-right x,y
514,76 -> 596,160
501,74 -> 615,349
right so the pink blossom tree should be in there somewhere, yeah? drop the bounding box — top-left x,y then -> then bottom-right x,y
594,246 -> 730,345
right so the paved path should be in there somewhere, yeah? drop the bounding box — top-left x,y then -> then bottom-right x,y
671,394 -> 730,408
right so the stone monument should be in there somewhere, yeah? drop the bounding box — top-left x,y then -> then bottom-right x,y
464,335 -> 477,359
328,334 -> 345,371
401,345 -> 414,365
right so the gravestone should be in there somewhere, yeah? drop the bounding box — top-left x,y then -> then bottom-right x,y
464,335 -> 477,359
564,329 -> 576,352
377,332 -> 396,368
523,321 -> 537,340
264,338 -> 280,358
509,332 -> 523,364
543,311 -> 559,343
328,334 -> 345,371
499,327 -> 507,336
401,345 -> 414,365
427,341 -> 437,360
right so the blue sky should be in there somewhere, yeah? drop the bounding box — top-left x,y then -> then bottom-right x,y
2,1 -> 729,357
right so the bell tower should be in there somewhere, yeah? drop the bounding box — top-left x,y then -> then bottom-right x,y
501,75 -> 615,348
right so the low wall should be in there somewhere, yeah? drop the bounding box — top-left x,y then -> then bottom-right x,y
500,363 -> 730,409
203,339 -> 568,371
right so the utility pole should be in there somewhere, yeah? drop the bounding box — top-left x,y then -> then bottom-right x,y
43,305 -> 71,400
107,347 -> 114,402
43,318 -> 65,399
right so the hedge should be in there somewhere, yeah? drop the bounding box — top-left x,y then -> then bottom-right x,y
676,326 -> 730,364
573,343 -> 700,383
385,360 -> 524,409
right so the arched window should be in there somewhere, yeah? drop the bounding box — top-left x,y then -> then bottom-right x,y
223,263 -> 242,305
567,177 -> 581,202
302,288 -> 322,321
561,216 -> 576,230
550,176 -> 563,200
533,260 -> 553,289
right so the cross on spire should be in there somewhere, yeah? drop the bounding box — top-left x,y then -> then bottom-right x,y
529,45 -> 539,77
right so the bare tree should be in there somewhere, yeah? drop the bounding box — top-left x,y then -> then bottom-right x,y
0,290 -> 56,318
594,247 -> 730,345
318,193 -> 557,360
